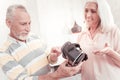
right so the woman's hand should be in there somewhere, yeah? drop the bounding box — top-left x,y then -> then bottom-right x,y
93,43 -> 114,56
54,60 -> 82,78
93,43 -> 120,67
39,60 -> 83,80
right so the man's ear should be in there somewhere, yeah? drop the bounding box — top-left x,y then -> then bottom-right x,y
6,19 -> 11,28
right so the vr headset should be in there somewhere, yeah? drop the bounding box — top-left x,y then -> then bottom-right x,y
61,41 -> 88,66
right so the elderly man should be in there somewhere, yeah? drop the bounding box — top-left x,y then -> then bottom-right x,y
0,4 -> 81,80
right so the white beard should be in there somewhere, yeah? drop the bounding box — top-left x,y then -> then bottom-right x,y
18,35 -> 28,41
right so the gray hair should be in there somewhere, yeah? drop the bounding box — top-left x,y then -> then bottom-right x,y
80,0 -> 115,32
6,4 -> 28,20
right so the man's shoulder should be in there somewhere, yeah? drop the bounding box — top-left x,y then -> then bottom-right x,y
0,40 -> 12,53
28,33 -> 45,44
27,33 -> 39,42
29,33 -> 40,39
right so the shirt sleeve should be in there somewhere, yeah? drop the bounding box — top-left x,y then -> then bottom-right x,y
0,52 -> 38,80
112,26 -> 120,54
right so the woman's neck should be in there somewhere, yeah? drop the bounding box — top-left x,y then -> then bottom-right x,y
88,25 -> 99,39
89,26 -> 97,32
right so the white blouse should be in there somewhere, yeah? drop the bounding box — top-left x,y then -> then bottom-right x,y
77,26 -> 120,80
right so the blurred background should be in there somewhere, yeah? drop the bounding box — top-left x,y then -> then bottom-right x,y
0,0 -> 120,80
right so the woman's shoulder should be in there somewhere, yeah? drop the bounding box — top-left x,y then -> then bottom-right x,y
106,25 -> 120,37
109,25 -> 120,33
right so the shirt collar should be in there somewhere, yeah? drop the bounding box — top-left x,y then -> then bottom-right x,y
7,35 -> 30,45
83,24 -> 104,34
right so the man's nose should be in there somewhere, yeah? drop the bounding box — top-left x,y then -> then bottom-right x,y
25,25 -> 30,32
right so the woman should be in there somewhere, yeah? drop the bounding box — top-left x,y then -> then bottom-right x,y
77,0 -> 120,80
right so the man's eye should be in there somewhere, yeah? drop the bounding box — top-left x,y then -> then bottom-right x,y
21,23 -> 26,25
29,22 -> 31,25
91,10 -> 96,13
85,9 -> 88,13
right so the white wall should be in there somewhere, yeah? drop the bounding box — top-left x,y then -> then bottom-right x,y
106,0 -> 120,28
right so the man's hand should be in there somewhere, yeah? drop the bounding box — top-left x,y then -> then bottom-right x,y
48,47 -> 61,64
